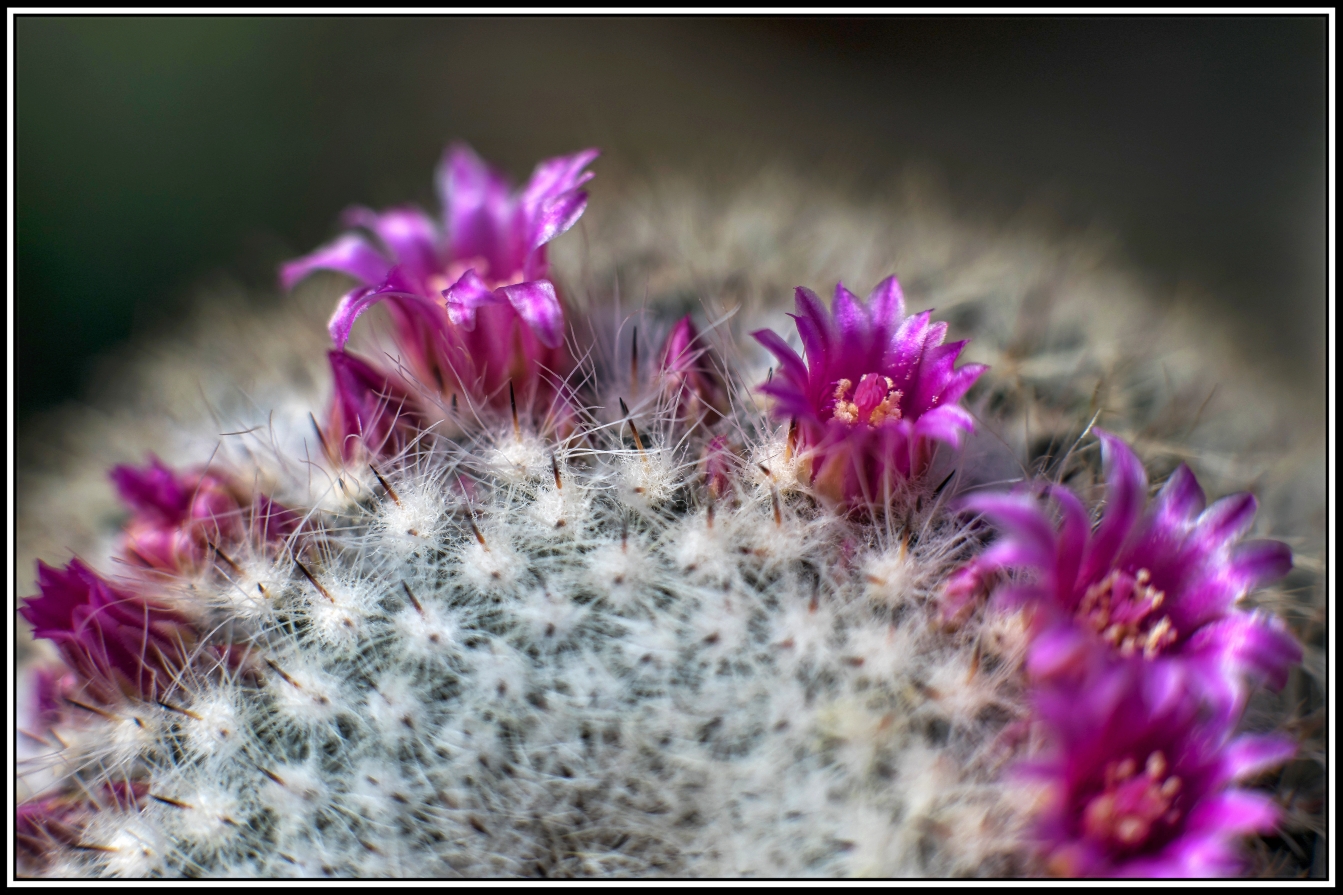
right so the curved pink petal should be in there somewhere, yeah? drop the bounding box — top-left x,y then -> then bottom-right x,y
110,456 -> 190,521
831,282 -> 865,348
529,187 -> 589,253
1152,463 -> 1207,528
867,276 -> 905,341
963,493 -> 1060,572
21,560 -> 197,702
498,280 -> 564,349
327,285 -> 384,349
341,205 -> 441,285
1186,612 -> 1302,690
1230,539 -> 1293,588
281,232 -> 391,291
1220,734 -> 1296,785
439,142 -> 515,277
1197,492 -> 1259,546
1046,484 -> 1090,595
1080,429 -> 1148,583
923,320 -> 950,349
519,147 -> 600,211
1026,621 -> 1090,678
752,328 -> 809,386
883,310 -> 933,381
911,403 -> 975,448
793,286 -> 834,359
326,349 -> 421,461
444,268 -> 496,330
1184,790 -> 1280,838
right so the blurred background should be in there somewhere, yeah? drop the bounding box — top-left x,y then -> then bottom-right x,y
16,16 -> 1328,423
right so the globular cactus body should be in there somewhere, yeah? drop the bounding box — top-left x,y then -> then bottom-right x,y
16,144 -> 1319,879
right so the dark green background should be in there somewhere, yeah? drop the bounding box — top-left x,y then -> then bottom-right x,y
17,17 -> 1328,420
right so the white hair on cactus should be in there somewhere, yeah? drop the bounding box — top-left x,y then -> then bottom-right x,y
458,529 -> 523,593
180,686 -> 245,760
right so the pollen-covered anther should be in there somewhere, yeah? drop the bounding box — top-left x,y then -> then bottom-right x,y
1078,567 -> 1177,659
831,375 -> 903,428
1082,751 -> 1183,848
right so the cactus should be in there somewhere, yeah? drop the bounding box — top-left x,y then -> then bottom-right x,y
16,147 -> 1323,878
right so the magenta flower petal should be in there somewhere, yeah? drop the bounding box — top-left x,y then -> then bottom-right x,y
752,328 -> 809,388
20,560 -> 198,702
444,268 -> 496,330
252,494 -> 301,542
16,796 -> 83,871
659,316 -> 728,425
498,280 -> 564,349
867,275 -> 904,322
440,142 -> 515,278
831,282 -> 866,347
1025,620 -> 1091,678
281,232 -> 391,291
1230,539 -> 1294,589
1029,663 -> 1289,878
326,350 -> 423,462
110,455 -> 191,522
519,147 -> 600,215
964,429 -> 1300,712
910,403 -> 975,449
328,285 -> 384,349
965,493 -> 1061,571
292,141 -> 594,421
1182,790 -> 1280,838
110,457 -> 294,572
341,205 -> 442,287
1152,463 -> 1207,529
1183,612 -> 1302,692
528,188 -> 589,255
703,435 -> 733,498
111,459 -> 249,571
1219,734 -> 1297,784
1079,430 -> 1148,584
752,276 -> 987,505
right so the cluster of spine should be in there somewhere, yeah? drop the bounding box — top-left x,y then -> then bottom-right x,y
16,144 -> 1303,878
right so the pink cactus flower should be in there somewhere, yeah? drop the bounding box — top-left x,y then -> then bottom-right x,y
1026,662 -> 1293,877
19,560 -> 198,703
659,315 -> 727,427
16,796 -> 83,874
325,349 -> 423,463
963,430 -> 1300,715
110,456 -> 298,573
753,277 -> 987,505
703,435 -> 734,499
282,143 -> 597,420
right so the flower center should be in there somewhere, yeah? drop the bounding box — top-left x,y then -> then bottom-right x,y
829,374 -> 903,427
1077,568 -> 1178,659
1081,751 -> 1183,849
